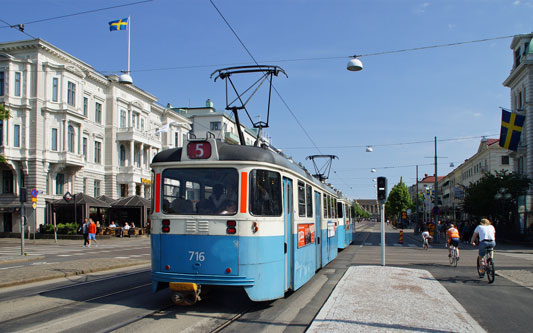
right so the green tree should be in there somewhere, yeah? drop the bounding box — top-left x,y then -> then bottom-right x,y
385,177 -> 413,220
463,170 -> 531,235
352,201 -> 370,219
0,104 -> 10,163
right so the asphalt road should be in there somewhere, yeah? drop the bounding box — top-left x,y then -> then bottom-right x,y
0,223 -> 532,332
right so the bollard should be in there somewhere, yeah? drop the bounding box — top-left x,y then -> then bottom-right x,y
399,230 -> 403,244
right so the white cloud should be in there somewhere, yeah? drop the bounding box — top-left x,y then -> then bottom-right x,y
513,0 -> 520,5
413,2 -> 430,14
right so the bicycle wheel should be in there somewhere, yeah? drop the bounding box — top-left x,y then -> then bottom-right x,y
486,258 -> 495,283
449,247 -> 454,264
452,248 -> 458,267
476,256 -> 484,278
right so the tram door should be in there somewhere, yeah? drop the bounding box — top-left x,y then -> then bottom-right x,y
283,177 -> 293,291
314,191 -> 321,271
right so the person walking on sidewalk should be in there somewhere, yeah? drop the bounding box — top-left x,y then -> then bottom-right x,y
88,218 -> 98,247
81,219 -> 89,247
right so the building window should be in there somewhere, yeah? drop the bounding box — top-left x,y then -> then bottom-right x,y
0,71 -> 4,96
83,178 -> 87,193
120,110 -> 126,128
94,180 -> 101,197
83,97 -> 88,116
67,125 -> 75,152
13,124 -> 20,147
67,81 -> 76,106
501,156 -> 510,165
52,78 -> 58,102
52,128 -> 58,151
121,184 -> 128,197
2,170 -> 13,193
56,173 -> 64,195
210,121 -> 221,131
141,118 -> 144,131
14,72 -> 21,96
95,102 -> 102,123
132,113 -> 138,128
120,144 -> 126,166
82,137 -> 87,160
175,132 -> 179,147
94,141 -> 101,164
0,120 -> 3,146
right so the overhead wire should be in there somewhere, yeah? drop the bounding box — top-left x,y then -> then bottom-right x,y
208,0 -> 361,196
278,134 -> 499,150
0,0 -> 153,29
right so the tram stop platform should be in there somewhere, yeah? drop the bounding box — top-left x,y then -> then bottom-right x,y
307,265 -> 485,332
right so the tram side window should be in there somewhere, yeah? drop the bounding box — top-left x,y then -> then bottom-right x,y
337,202 -> 344,218
298,181 -> 306,217
306,184 -> 313,218
323,195 -> 328,219
250,169 -> 281,216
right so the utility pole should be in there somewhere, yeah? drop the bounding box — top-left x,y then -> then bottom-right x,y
434,136 -> 439,241
416,165 -> 419,229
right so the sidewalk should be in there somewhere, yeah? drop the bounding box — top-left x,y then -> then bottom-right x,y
0,238 -> 149,288
307,266 -> 485,332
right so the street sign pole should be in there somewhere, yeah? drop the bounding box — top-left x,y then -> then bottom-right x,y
20,202 -> 25,256
381,202 -> 385,266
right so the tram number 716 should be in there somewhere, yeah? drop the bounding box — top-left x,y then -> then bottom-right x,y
189,251 -> 206,262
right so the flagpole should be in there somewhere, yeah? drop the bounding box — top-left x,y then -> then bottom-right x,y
127,16 -> 131,75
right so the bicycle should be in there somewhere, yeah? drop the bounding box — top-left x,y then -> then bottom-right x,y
476,246 -> 495,283
449,243 -> 458,267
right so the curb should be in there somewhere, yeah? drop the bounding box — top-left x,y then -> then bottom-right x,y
0,255 -> 45,265
0,260 -> 150,289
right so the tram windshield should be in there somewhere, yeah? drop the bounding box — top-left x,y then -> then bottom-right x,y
161,168 -> 238,215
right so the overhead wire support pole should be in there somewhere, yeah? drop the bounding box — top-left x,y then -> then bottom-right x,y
434,136 -> 439,242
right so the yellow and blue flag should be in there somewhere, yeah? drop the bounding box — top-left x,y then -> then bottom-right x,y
499,109 -> 525,151
109,18 -> 128,31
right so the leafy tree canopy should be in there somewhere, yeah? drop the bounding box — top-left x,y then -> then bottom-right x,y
385,177 -> 413,218
463,170 -> 531,220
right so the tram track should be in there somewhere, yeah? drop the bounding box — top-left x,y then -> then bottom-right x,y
0,282 -> 152,331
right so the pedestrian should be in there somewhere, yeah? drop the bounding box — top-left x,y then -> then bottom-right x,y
88,218 -> 98,247
96,221 -> 101,235
81,218 -> 89,247
122,222 -> 130,238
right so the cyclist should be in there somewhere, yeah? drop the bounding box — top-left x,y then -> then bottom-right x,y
446,223 -> 461,260
470,218 -> 496,265
421,224 -> 432,247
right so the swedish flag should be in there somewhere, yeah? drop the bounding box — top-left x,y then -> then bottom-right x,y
109,18 -> 128,31
499,109 -> 525,151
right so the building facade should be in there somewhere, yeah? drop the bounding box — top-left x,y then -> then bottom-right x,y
0,39 -> 191,232
503,33 -> 533,230
438,138 -> 514,222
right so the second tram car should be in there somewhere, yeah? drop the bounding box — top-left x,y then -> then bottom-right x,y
150,138 -> 354,304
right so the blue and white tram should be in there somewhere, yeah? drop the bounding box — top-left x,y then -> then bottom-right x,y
336,196 -> 353,249
150,138 -> 345,304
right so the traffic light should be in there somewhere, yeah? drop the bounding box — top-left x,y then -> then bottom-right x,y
377,177 -> 387,201
19,188 -> 27,203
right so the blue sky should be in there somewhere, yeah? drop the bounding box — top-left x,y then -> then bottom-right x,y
1,0 -> 532,199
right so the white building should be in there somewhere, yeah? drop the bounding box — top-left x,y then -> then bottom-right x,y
503,33 -> 533,228
0,38 -> 190,232
171,99 -> 262,146
438,138 -> 514,221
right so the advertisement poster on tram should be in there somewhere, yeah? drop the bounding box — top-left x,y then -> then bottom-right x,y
298,223 -> 315,248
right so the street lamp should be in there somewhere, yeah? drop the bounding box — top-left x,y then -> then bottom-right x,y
347,57 -> 363,71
